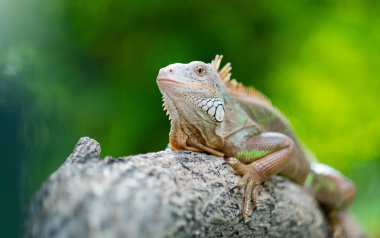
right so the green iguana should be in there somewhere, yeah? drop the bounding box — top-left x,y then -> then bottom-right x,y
156,55 -> 356,237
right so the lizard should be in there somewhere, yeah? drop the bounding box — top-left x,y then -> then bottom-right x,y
156,55 -> 356,237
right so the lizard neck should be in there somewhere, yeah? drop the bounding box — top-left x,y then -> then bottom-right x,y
169,116 -> 224,152
164,94 -> 225,155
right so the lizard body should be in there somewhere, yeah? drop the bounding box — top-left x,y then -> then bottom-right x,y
157,55 -> 355,236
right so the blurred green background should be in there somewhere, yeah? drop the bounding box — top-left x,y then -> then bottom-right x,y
1,0 -> 379,237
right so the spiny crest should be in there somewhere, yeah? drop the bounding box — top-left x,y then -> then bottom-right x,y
210,55 -> 271,105
162,95 -> 174,126
210,55 -> 232,82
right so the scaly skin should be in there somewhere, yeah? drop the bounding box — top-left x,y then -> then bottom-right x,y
156,55 -> 355,237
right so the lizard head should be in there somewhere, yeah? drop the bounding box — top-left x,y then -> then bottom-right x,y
156,55 -> 229,155
157,60 -> 225,123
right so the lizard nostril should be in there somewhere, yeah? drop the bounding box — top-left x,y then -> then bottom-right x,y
169,69 -> 173,73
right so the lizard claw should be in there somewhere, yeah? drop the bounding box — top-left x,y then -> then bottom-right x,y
229,185 -> 240,193
229,177 -> 246,193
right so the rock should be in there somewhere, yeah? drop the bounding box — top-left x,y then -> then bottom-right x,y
24,137 -> 332,238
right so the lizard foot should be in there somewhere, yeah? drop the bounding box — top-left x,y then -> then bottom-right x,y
329,211 -> 347,238
240,174 -> 261,221
225,157 -> 262,221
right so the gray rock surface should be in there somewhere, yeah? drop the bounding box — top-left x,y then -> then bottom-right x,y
24,137 -> 331,238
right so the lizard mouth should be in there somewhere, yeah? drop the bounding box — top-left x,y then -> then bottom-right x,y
156,78 -> 186,86
157,78 -> 203,90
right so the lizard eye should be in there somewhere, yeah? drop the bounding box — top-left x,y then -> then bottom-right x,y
195,66 -> 205,76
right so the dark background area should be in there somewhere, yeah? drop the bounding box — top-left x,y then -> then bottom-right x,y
0,0 -> 379,237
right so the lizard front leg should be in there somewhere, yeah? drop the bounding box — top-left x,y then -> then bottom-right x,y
224,132 -> 295,220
